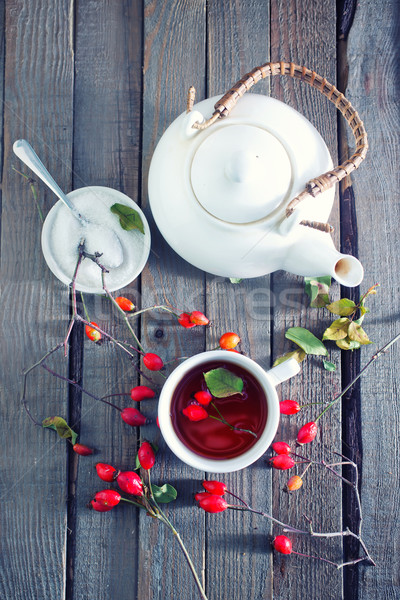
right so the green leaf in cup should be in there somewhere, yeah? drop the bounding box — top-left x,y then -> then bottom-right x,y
204,367 -> 243,398
111,203 -> 145,234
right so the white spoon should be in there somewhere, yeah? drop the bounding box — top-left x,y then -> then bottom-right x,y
13,139 -> 124,269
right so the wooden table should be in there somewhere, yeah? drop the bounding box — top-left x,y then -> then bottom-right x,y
1,1 -> 399,599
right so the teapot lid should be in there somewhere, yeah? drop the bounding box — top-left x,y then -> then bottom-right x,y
191,124 -> 292,223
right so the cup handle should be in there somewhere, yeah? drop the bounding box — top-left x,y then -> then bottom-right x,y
267,358 -> 301,387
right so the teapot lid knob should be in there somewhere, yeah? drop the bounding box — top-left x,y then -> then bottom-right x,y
190,124 -> 292,223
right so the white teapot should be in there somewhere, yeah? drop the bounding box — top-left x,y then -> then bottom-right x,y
148,62 -> 368,286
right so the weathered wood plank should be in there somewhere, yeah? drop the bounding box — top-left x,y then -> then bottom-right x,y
139,2 -> 207,599
270,1 -> 344,598
69,1 -> 143,599
205,2 -> 273,600
344,1 -> 400,597
0,1 -> 74,598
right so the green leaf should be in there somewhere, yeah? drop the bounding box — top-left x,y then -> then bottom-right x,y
336,337 -> 361,351
285,327 -> 328,356
273,349 -> 306,366
304,276 -> 331,308
42,416 -> 78,445
204,367 -> 243,398
323,360 -> 337,372
110,203 -> 144,234
151,483 -> 178,504
322,318 -> 350,341
348,322 -> 372,345
326,298 -> 357,316
229,278 -> 242,284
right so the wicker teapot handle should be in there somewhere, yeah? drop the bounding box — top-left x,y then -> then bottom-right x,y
190,61 -> 368,225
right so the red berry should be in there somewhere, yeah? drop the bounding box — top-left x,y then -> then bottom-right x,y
273,535 -> 292,554
194,491 -> 212,502
202,480 -> 227,496
156,416 -> 160,428
198,494 -> 228,513
178,312 -> 196,328
93,489 -> 121,507
219,332 -> 240,350
182,404 -> 209,422
143,352 -> 164,371
279,400 -> 301,415
95,463 -> 119,482
85,322 -> 101,342
269,455 -> 295,470
130,385 -> 156,402
114,296 -> 135,311
117,471 -> 144,496
121,407 -> 148,427
193,390 -> 213,406
90,499 -> 114,512
72,443 -> 93,456
138,441 -> 155,470
287,475 -> 303,491
272,441 -> 291,455
297,421 -> 318,444
189,311 -> 209,326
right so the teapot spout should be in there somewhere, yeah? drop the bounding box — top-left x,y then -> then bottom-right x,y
284,230 -> 364,287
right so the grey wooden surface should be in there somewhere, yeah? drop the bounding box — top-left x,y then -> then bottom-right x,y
0,1 -> 399,599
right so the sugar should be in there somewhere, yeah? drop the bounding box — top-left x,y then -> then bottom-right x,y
49,188 -> 148,291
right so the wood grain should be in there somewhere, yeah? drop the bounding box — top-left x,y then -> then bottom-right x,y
270,1 -> 344,598
139,2 -> 208,599
0,1 -> 73,599
344,1 -> 400,598
69,1 -> 143,599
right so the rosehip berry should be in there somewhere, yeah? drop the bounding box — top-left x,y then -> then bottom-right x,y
279,399 -> 301,415
138,441 -> 155,470
90,499 -> 114,512
114,296 -> 135,311
93,489 -> 121,507
219,332 -> 240,350
121,407 -> 148,427
178,312 -> 196,328
85,322 -> 101,342
117,471 -> 144,496
182,404 -> 209,422
273,535 -> 292,554
198,494 -> 228,513
202,480 -> 227,496
297,421 -> 318,445
95,463 -> 119,482
72,443 -> 93,456
193,390 -> 213,406
269,455 -> 295,470
272,441 -> 291,455
189,311 -> 210,326
143,352 -> 164,371
130,385 -> 156,402
287,475 -> 303,491
194,491 -> 212,502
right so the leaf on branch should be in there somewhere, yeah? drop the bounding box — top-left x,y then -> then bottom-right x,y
326,298 -> 357,316
322,318 -> 350,341
273,349 -> 306,366
285,327 -> 328,356
304,276 -> 331,308
348,322 -> 372,345
204,367 -> 243,398
151,483 -> 178,504
42,416 -> 78,445
323,360 -> 337,372
335,337 -> 361,350
111,203 -> 144,233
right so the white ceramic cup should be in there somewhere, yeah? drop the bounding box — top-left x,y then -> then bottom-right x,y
41,186 -> 151,294
158,350 -> 300,473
